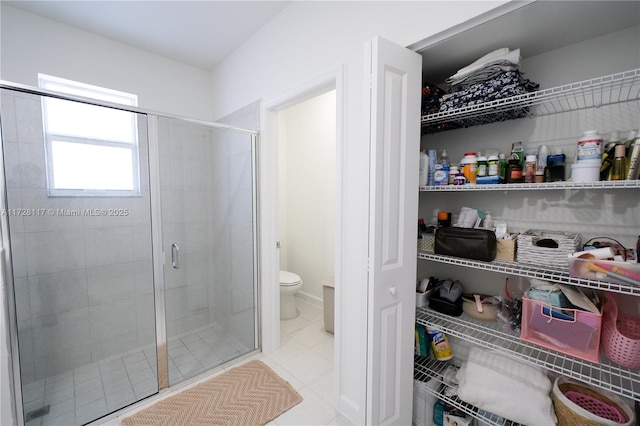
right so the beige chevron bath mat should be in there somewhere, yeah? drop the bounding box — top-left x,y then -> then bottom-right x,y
122,360 -> 302,426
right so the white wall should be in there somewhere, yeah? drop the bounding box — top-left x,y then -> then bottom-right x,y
0,5 -> 213,121
278,90 -> 336,305
208,2 -> 507,423
210,1 -> 506,120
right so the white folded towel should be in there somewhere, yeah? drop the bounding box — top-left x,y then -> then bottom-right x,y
449,48 -> 521,82
456,347 -> 556,425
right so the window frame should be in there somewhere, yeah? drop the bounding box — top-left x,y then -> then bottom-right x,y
38,74 -> 142,197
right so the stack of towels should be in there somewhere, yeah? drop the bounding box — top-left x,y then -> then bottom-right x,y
439,48 -> 539,116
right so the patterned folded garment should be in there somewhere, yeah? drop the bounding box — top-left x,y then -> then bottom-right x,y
434,71 -> 540,128
439,71 -> 539,112
448,63 -> 519,91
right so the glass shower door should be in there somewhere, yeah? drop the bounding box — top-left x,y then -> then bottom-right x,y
156,117 -> 258,386
1,88 -> 158,425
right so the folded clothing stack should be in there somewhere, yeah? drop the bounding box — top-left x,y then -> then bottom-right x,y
439,71 -> 539,112
446,47 -> 522,91
421,48 -> 540,131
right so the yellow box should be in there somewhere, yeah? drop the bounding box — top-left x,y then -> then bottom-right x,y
496,235 -> 517,261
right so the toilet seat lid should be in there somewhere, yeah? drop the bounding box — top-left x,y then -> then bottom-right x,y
280,270 -> 301,286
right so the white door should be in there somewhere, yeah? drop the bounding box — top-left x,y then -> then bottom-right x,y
366,36 -> 421,425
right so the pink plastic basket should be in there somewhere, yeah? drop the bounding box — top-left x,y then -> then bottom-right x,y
601,295 -> 640,369
520,297 -> 602,363
564,390 -> 626,422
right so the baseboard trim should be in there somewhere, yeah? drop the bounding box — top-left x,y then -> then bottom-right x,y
295,291 -> 323,309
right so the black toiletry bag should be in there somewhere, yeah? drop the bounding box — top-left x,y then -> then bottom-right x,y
434,227 -> 497,262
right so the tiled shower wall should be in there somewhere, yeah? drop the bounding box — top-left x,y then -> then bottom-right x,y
2,90 -> 156,383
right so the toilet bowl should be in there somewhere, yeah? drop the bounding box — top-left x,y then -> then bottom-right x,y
280,270 -> 303,320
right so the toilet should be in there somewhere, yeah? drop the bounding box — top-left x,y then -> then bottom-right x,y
280,270 -> 303,320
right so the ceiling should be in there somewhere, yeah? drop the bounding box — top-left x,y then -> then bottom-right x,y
411,0 -> 640,85
6,0 -> 638,79
4,0 -> 290,71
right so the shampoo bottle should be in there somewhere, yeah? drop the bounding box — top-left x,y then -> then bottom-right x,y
610,144 -> 627,181
536,144 -> 549,182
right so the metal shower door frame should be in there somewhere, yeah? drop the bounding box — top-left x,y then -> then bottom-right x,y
0,80 -> 261,425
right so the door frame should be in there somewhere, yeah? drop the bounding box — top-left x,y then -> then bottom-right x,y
259,64 -> 344,391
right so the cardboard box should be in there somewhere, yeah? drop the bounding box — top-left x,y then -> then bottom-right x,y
496,234 -> 517,261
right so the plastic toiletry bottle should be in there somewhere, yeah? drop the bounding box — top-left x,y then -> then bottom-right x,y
448,166 -> 459,185
440,149 -> 450,168
524,154 -> 537,183
487,155 -> 499,176
624,129 -> 638,159
626,130 -> 640,180
505,159 -> 523,183
419,150 -> 428,187
484,211 -> 494,230
498,153 -> 508,182
536,145 -> 549,182
546,148 -> 566,182
462,152 -> 478,184
477,155 -> 488,177
427,149 -> 437,186
510,141 -> 524,165
601,131 -> 620,180
577,130 -> 603,162
433,150 -> 450,185
453,169 -> 466,185
610,144 -> 627,181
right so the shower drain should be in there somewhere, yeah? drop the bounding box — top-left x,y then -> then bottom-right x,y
25,405 -> 50,421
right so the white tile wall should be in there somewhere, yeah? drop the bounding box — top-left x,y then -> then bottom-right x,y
2,91 -> 157,385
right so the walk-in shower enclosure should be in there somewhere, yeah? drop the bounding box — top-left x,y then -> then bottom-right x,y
0,82 -> 259,426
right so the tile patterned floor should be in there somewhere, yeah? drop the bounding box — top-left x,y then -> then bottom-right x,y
22,299 -> 353,426
21,322 -> 249,426
264,299 -> 353,426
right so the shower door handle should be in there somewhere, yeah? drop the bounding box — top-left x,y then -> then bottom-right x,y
171,243 -> 180,269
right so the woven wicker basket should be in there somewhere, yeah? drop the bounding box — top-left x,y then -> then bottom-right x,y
517,230 -> 581,268
552,377 -> 634,426
417,233 -> 435,253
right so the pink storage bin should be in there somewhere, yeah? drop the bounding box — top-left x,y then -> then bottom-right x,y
601,294 -> 640,369
521,297 -> 602,363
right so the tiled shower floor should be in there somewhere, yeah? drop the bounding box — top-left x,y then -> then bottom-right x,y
22,322 -> 249,426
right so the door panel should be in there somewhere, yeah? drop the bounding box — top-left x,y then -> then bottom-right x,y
1,88 -> 157,426
156,117 -> 258,386
366,36 -> 421,425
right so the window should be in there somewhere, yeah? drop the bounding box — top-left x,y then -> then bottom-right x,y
39,74 -> 141,196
